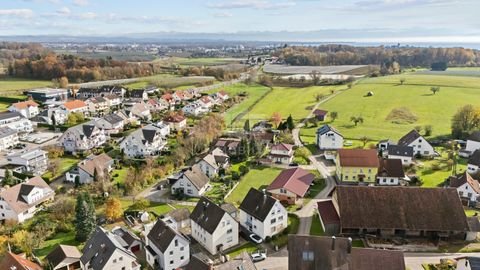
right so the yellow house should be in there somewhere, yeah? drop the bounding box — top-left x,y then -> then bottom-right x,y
336,149 -> 379,184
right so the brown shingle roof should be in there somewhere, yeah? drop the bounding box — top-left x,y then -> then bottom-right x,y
313,109 -> 328,116
271,143 -> 293,152
0,176 -> 54,215
12,100 -> 39,109
78,153 -> 113,177
267,168 -> 314,197
183,165 -> 210,190
63,100 -> 86,110
317,200 -> 340,225
163,113 -> 186,123
0,252 -> 43,270
45,245 -> 81,269
287,235 -> 405,270
336,186 -> 469,232
337,149 -> 379,168
377,158 -> 405,178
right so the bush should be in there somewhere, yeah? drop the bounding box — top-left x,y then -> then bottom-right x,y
239,165 -> 249,176
231,171 -> 240,181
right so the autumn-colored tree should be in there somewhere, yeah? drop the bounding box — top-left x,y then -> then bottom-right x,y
59,76 -> 69,88
12,230 -> 35,257
48,158 -> 61,177
105,197 -> 123,221
271,112 -> 282,128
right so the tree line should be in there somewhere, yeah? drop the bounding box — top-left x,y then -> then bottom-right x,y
276,45 -> 480,67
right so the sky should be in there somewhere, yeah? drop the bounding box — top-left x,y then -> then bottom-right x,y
0,0 -> 480,43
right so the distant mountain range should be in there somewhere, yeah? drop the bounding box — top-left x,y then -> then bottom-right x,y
1,30 -> 479,49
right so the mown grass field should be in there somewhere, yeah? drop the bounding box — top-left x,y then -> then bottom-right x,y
301,74 -> 480,142
225,167 -> 281,206
235,85 -> 341,127
124,74 -> 216,89
0,77 -> 51,95
176,57 -> 242,66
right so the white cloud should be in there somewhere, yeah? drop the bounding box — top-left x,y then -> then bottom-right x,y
213,11 -> 233,17
208,0 -> 295,10
77,12 -> 96,19
0,9 -> 34,18
56,7 -> 71,15
73,0 -> 89,6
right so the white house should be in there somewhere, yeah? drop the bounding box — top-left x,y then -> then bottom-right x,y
268,143 -> 294,164
104,94 -> 122,107
163,114 -> 187,131
95,114 -> 125,135
58,121 -> 107,153
119,124 -> 167,158
468,150 -> 480,175
0,127 -> 19,152
398,129 -> 436,157
190,197 -> 239,255
65,153 -> 114,184
129,102 -> 152,121
7,148 -> 48,175
171,165 -> 210,197
316,125 -> 344,150
61,100 -> 88,115
31,108 -> 68,126
197,148 -> 229,178
239,188 -> 288,240
85,97 -> 109,116
80,227 -> 140,270
0,176 -> 54,223
145,219 -> 190,270
152,121 -> 171,138
376,158 -> 408,186
386,145 -> 414,165
0,111 -> 34,133
450,172 -> 480,203
456,257 -> 480,270
182,102 -> 209,116
130,89 -> 149,101
466,131 -> 480,157
8,100 -> 40,119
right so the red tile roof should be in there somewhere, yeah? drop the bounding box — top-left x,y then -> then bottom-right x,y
317,200 -> 340,225
338,149 -> 379,168
0,252 -> 43,270
271,143 -> 293,152
313,109 -> 328,116
12,100 -> 39,109
163,114 -> 186,123
63,100 -> 86,110
267,168 -> 314,197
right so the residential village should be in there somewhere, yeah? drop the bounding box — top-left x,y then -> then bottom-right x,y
1,78 -> 480,270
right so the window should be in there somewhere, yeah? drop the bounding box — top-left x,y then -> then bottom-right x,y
459,191 -> 464,196
227,229 -> 232,234
271,218 -> 276,224
390,179 -> 394,183
180,247 -> 184,251
227,236 -> 233,243
170,250 -> 173,255
279,216 -> 284,221
122,267 -> 125,270
302,251 -> 314,261
344,176 -> 348,180
468,193 -> 473,198
175,239 -> 178,247
170,260 -> 174,264
119,257 -> 123,261
271,227 -> 276,233
113,259 -> 117,263
187,190 -> 193,194
181,256 -> 184,260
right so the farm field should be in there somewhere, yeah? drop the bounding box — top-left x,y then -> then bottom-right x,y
300,74 -> 480,142
225,166 -> 281,206
236,85 -> 341,126
414,67 -> 480,77
217,83 -> 271,127
0,77 -> 52,95
263,64 -> 369,75
124,74 -> 216,89
175,57 -> 244,67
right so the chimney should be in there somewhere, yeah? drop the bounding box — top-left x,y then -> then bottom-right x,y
347,237 -> 352,254
262,189 -> 267,197
331,236 -> 336,251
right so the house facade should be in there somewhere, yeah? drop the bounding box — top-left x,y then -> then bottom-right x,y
336,149 -> 379,184
0,127 -> 19,152
164,114 -> 187,131
61,100 -> 88,114
119,125 -> 167,158
468,150 -> 480,174
197,148 -> 229,178
190,197 -> 239,255
145,219 -> 190,270
59,121 -> 107,153
0,176 -> 54,223
376,158 -> 407,186
466,131 -> 480,156
8,100 -> 40,119
0,111 -> 34,133
239,188 -> 288,240
386,145 -> 414,165
268,143 -> 294,164
7,149 -> 48,175
171,165 -> 210,197
450,172 -> 480,203
65,153 -> 114,184
316,124 -> 343,150
398,129 -> 436,157
86,97 -> 109,116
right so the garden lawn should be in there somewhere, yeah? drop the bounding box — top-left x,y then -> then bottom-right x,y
310,213 -> 325,236
300,74 -> 480,141
42,156 -> 80,181
34,230 -> 81,259
112,167 -> 129,185
0,77 -> 51,94
226,242 -> 260,258
225,167 -> 282,206
464,208 -> 480,217
417,147 -> 467,187
237,85 -> 340,126
0,102 -> 9,112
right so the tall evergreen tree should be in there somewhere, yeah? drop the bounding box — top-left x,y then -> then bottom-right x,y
51,113 -> 56,129
243,119 -> 250,132
286,115 -> 295,131
75,193 -> 96,241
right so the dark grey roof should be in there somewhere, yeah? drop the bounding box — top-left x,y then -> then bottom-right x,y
183,165 -> 210,190
190,197 -> 227,234
112,227 -> 140,247
82,124 -> 96,138
469,131 -> 480,143
220,203 -> 237,216
0,127 -> 17,138
81,227 -> 136,270
142,129 -> 157,144
147,219 -> 181,253
469,150 -> 480,167
17,184 -> 35,203
239,188 -> 277,222
0,111 -> 23,121
461,257 -> 480,270
130,89 -> 146,98
398,129 -> 422,146
316,124 -> 342,137
387,145 -> 414,157
185,254 -> 211,270
103,114 -> 123,125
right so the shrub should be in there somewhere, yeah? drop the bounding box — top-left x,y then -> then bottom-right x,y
239,165 -> 249,176
231,171 -> 240,181
386,107 -> 418,124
